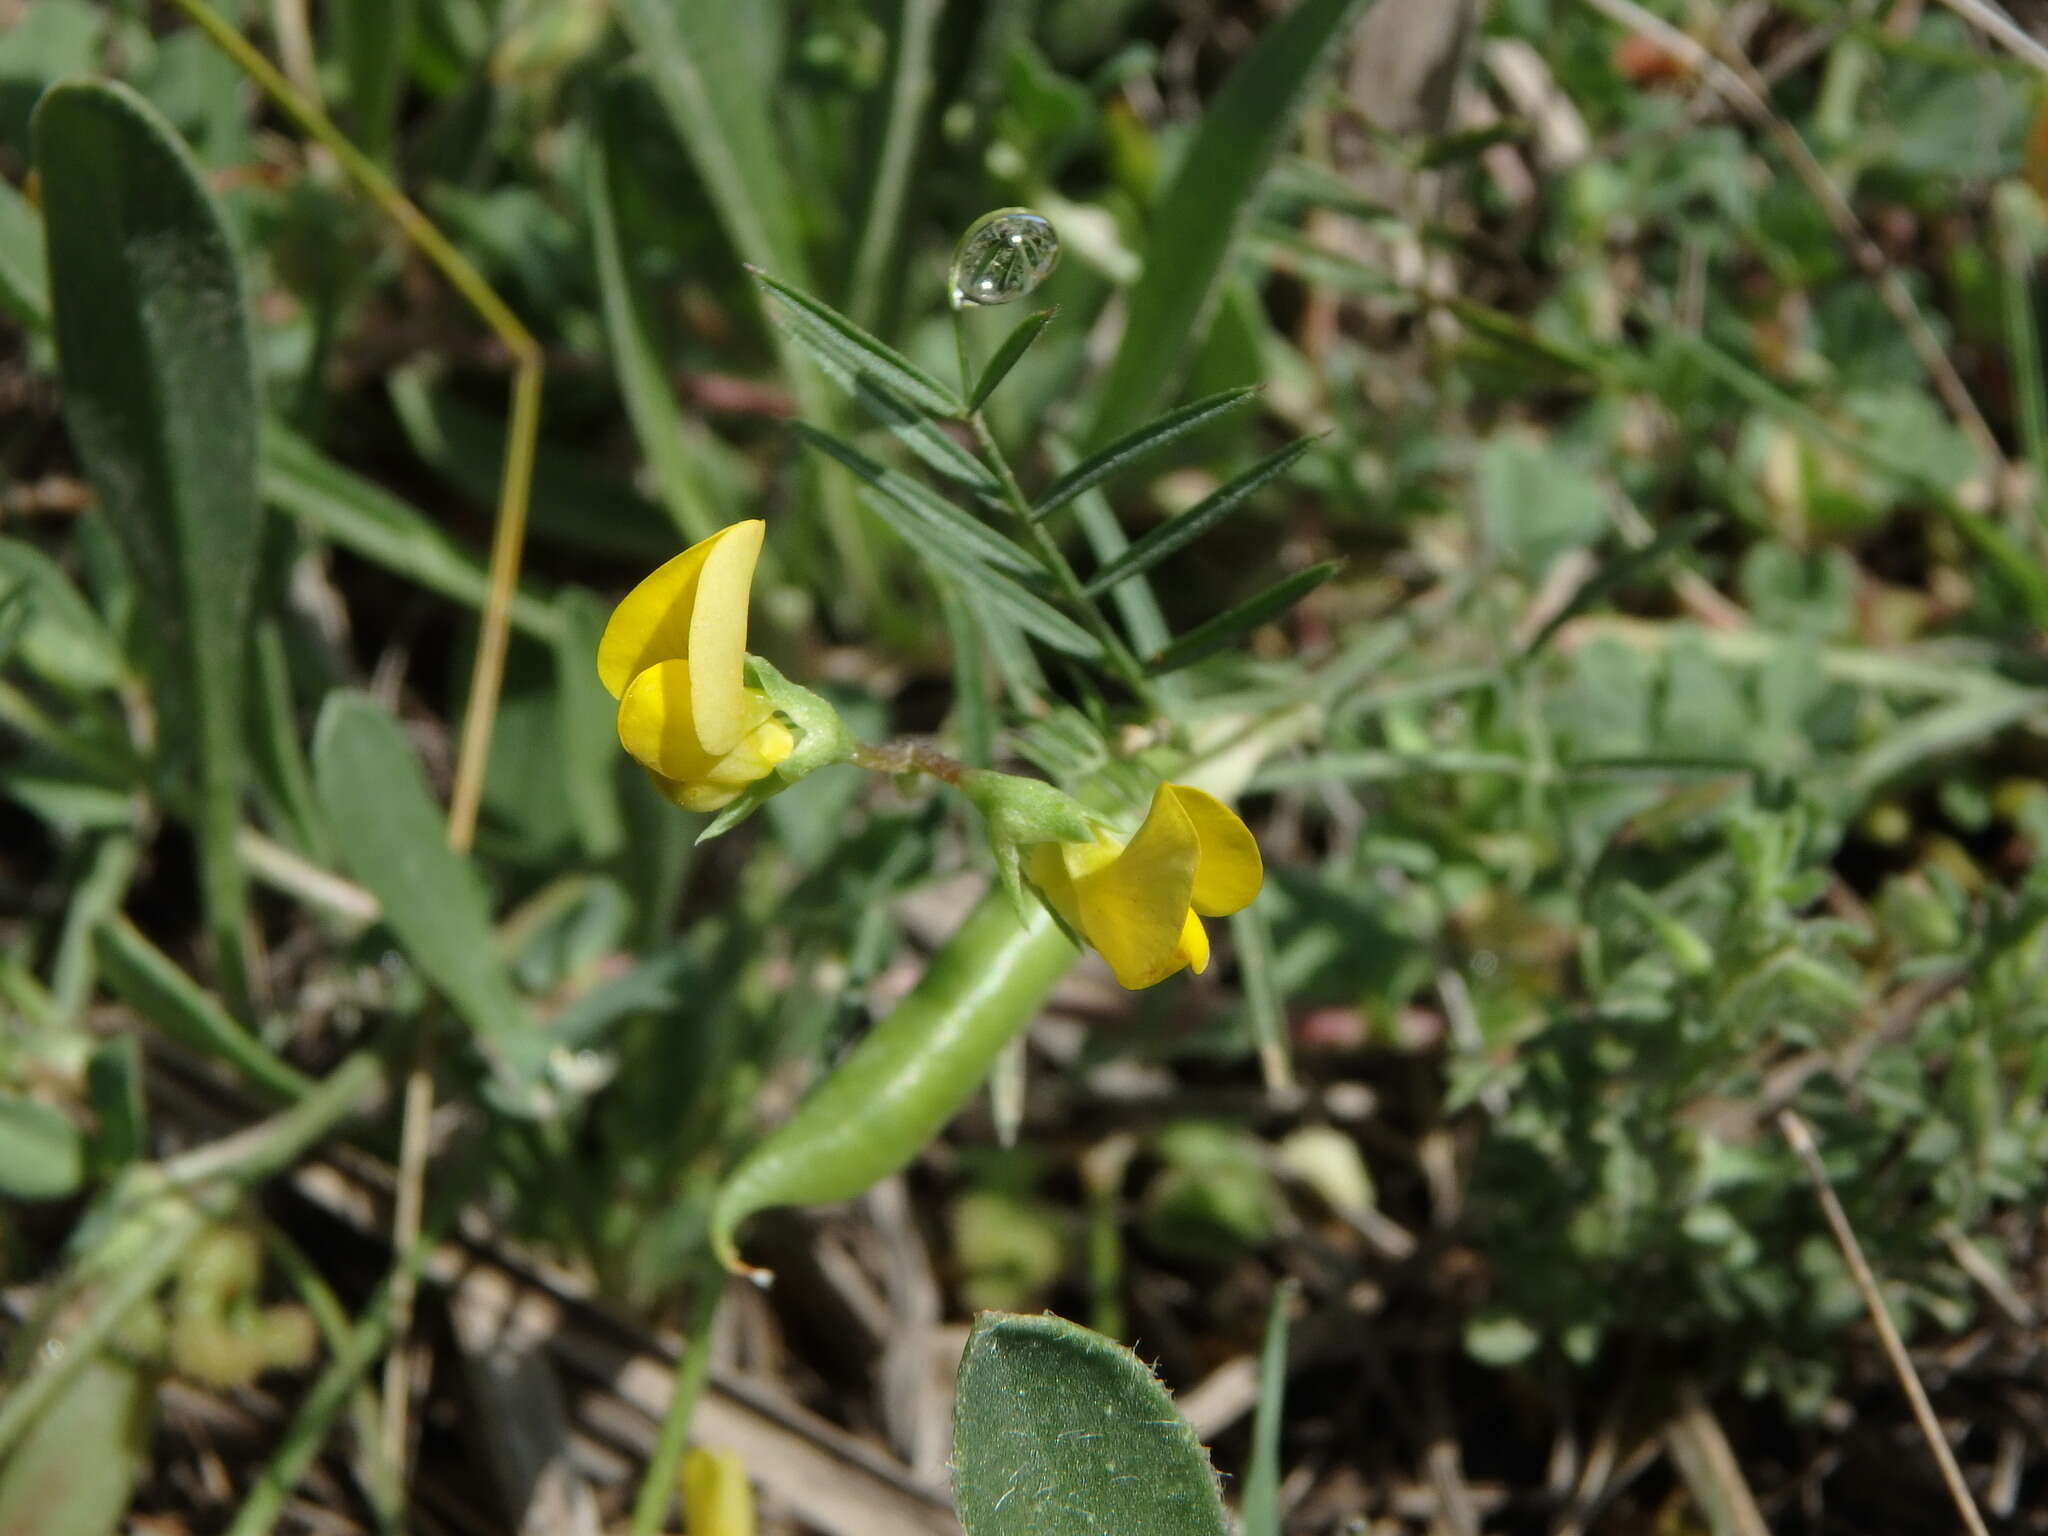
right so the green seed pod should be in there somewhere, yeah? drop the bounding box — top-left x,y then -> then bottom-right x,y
710,896 -> 1077,1276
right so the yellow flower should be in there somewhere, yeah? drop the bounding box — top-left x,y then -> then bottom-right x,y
1027,782 -> 1262,989
598,520 -> 793,812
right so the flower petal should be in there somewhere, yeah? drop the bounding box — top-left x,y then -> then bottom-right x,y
1166,784 -> 1263,916
594,520 -> 763,702
1173,910 -> 1210,976
687,519 -> 765,755
1026,843 -> 1086,935
1069,784 -> 1199,989
616,659 -> 719,781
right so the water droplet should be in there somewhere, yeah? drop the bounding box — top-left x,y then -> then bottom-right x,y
950,208 -> 1059,307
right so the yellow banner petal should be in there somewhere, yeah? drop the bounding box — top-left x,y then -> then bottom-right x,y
1167,784 -> 1263,917
595,520 -> 762,701
686,519 -> 765,755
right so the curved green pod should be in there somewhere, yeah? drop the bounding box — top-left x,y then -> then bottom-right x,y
710,894 -> 1077,1273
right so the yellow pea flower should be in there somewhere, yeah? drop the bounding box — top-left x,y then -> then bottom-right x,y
680,1447 -> 755,1536
1027,782 -> 1262,989
597,521 -> 794,811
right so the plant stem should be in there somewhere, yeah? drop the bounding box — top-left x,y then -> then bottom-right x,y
628,1277 -> 726,1536
852,738 -> 968,785
965,414 -> 1162,714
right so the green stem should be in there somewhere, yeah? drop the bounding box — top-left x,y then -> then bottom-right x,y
965,414 -> 1162,714
628,1276 -> 726,1536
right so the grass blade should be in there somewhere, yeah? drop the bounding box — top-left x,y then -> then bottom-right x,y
1146,560 -> 1341,676
313,692 -> 549,1098
590,105 -> 724,544
846,0 -> 944,327
794,422 -> 1036,575
968,307 -> 1056,413
35,79 -> 264,1008
1083,436 -> 1312,596
1035,387 -> 1259,522
1082,0 -> 1371,448
96,915 -> 313,1104
612,0 -> 805,279
752,267 -> 962,417
328,0 -> 412,162
260,426 -> 562,643
1240,1280 -> 1296,1536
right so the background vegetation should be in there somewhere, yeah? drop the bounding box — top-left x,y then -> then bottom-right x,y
3,0 -> 2048,1531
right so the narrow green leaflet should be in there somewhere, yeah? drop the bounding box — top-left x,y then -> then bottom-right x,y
1519,512 -> 1716,660
751,268 -> 962,417
1083,0 -> 1371,447
1083,436 -> 1312,596
1034,387 -> 1258,522
954,1311 -> 1229,1536
261,426 -> 562,643
312,693 -> 550,1098
968,307 -> 1056,413
793,422 -> 1036,575
35,79 -> 264,1007
1146,560 -> 1341,676
590,106 -> 723,544
848,372 -> 1000,495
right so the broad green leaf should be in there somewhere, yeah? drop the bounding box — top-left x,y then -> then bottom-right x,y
1034,388 -> 1258,522
589,104 -> 723,544
1146,560 -> 1340,675
1082,0 -> 1370,448
0,175 -> 48,330
260,425 -> 563,643
751,268 -> 962,417
953,1311 -> 1228,1536
794,422 -> 1036,575
313,692 -> 549,1096
1478,434 -> 1608,569
36,79 -> 263,1007
0,1095 -> 85,1201
95,916 -> 313,1104
968,307 -> 1056,413
1083,436 -> 1312,596
0,1347 -> 151,1536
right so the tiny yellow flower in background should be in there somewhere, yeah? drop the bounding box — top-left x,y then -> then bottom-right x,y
1027,782 -> 1262,989
680,1446 -> 755,1536
598,520 -> 794,811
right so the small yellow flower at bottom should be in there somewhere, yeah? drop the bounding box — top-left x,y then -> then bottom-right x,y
598,519 -> 791,811
681,1446 -> 755,1536
1027,782 -> 1262,989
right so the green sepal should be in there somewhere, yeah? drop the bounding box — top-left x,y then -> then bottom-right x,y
961,770 -> 1098,922
695,656 -> 858,844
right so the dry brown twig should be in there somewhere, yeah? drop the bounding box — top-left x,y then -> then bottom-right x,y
1778,1110 -> 1993,1536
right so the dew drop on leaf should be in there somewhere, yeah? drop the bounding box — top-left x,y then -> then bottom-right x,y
950,208 -> 1060,307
